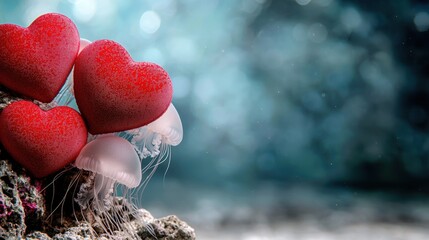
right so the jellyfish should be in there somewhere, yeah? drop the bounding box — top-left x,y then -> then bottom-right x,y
116,102 -> 183,191
74,135 -> 141,209
53,38 -> 92,107
73,135 -> 142,237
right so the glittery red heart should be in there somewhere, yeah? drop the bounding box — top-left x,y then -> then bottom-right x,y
0,13 -> 80,102
73,40 -> 173,134
0,101 -> 87,178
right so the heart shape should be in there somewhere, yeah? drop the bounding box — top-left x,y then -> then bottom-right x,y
0,101 -> 87,178
73,40 -> 173,134
0,13 -> 80,102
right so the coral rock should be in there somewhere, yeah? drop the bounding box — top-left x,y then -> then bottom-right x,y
0,149 -> 195,240
26,231 -> 52,240
0,158 -> 45,239
0,87 -> 21,110
138,214 -> 196,240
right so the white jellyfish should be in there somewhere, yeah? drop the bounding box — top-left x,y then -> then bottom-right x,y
53,38 -> 92,107
116,102 -> 183,191
74,135 -> 141,209
73,135 -> 142,237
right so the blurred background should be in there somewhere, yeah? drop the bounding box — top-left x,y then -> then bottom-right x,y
1,0 -> 429,239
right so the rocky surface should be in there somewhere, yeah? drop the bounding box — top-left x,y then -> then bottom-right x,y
0,87 -> 21,110
138,214 -> 197,240
0,158 -> 45,239
0,153 -> 196,240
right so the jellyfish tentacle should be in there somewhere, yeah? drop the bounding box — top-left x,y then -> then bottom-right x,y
71,171 -> 83,223
46,171 -> 81,222
41,165 -> 74,192
162,144 -> 172,183
53,72 -> 75,106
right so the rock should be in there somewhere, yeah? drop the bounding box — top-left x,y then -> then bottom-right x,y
44,209 -> 197,240
51,223 -> 94,240
0,87 -> 21,110
0,156 -> 196,240
0,157 -> 45,239
138,214 -> 196,240
26,231 -> 52,240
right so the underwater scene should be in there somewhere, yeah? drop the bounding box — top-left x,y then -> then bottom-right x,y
1,0 -> 429,239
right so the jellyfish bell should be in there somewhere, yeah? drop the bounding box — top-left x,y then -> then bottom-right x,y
123,102 -> 183,157
146,102 -> 183,146
117,102 -> 183,191
74,135 -> 141,211
77,38 -> 92,54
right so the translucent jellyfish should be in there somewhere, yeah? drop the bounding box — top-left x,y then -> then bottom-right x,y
116,102 -> 183,190
73,135 -> 142,237
54,38 -> 92,107
74,135 -> 141,210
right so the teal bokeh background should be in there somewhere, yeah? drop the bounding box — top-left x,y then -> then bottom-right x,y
1,0 -> 429,238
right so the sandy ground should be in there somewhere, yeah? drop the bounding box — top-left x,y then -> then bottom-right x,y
196,222 -> 429,240
143,181 -> 429,240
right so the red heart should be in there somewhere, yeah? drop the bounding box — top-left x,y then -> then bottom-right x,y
0,13 -> 80,102
73,40 -> 173,134
0,101 -> 87,178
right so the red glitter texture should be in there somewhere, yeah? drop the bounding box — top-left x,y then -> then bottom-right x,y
0,13 -> 80,102
73,39 -> 173,134
0,101 -> 88,178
